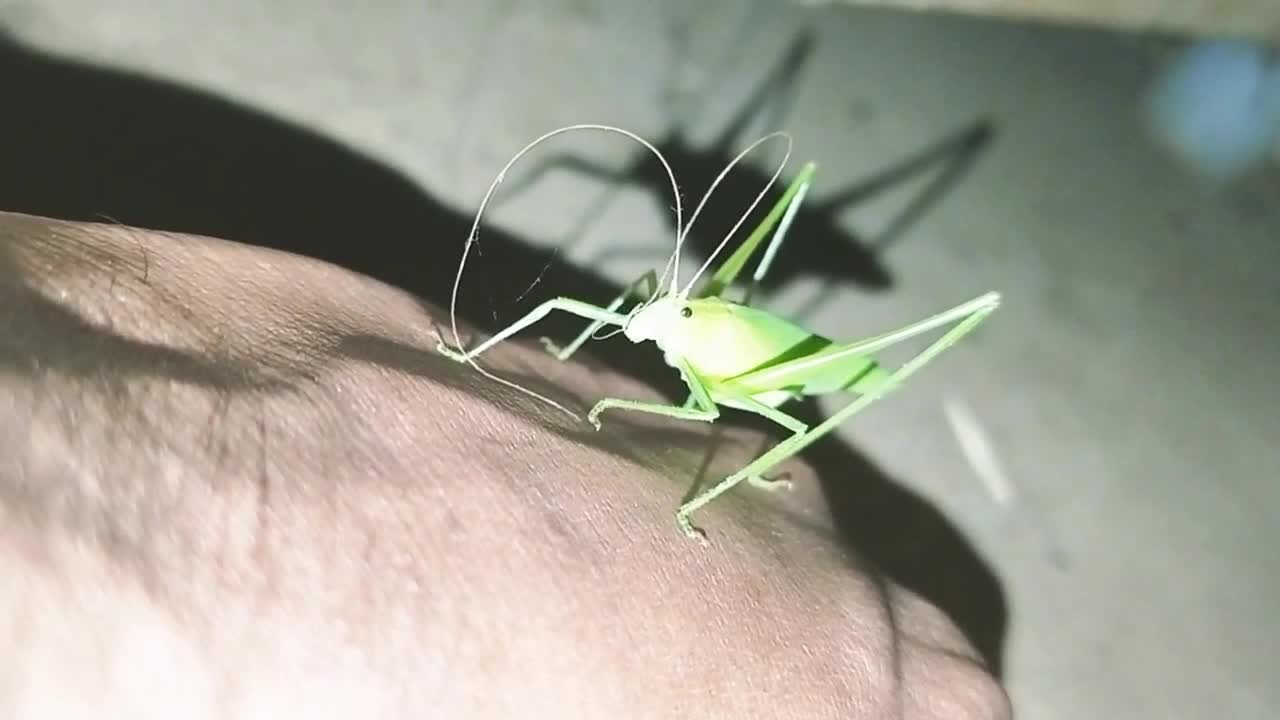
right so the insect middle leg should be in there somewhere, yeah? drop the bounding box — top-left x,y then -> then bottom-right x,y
719,393 -> 808,495
592,370 -> 810,539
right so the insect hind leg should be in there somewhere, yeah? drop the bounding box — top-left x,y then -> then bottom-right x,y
675,292 -> 1000,538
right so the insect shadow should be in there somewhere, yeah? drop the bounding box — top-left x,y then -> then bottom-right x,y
0,27 -> 1006,675
496,30 -> 995,305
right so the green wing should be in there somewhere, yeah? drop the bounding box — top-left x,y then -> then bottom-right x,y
693,162 -> 818,299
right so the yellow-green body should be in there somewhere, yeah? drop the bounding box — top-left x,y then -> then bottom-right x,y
628,295 -> 888,410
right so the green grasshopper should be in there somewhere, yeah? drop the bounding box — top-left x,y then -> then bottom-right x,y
438,125 -> 1000,540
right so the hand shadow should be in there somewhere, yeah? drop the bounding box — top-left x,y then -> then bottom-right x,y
0,28 -> 1005,675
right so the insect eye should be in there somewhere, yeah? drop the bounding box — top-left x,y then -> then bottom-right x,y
680,307 -> 693,318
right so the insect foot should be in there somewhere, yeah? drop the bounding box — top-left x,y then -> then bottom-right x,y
748,473 -> 794,493
586,401 -> 612,430
675,511 -> 709,544
538,336 -> 563,355
434,340 -> 469,362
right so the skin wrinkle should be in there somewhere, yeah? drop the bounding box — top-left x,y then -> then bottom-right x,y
878,568 -> 910,719
399,345 -> 890,707
0,211 -> 1009,718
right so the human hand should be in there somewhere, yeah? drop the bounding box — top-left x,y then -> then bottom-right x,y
0,211 -> 1009,719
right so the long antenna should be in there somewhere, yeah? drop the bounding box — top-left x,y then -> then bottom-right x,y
446,124 -> 684,419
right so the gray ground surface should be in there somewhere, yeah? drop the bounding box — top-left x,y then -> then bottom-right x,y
4,1 -> 1277,717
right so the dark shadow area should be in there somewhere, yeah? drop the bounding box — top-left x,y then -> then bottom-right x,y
498,31 -> 995,303
0,28 -> 650,379
787,398 -> 1007,672
0,29 -> 1005,673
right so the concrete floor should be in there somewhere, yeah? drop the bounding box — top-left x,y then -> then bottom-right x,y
3,1 -> 1277,717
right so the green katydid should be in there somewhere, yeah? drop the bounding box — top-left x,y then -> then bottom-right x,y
437,124 -> 1000,540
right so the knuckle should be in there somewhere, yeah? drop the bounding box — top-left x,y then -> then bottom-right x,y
905,646 -> 1012,720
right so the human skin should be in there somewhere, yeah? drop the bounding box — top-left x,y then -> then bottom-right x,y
0,211 -> 1010,719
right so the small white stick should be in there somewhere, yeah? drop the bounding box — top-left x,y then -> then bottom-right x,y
943,395 -> 1015,507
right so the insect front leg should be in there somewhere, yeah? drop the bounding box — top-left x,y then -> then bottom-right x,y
587,358 -> 720,431
540,270 -> 660,361
436,298 -> 629,363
